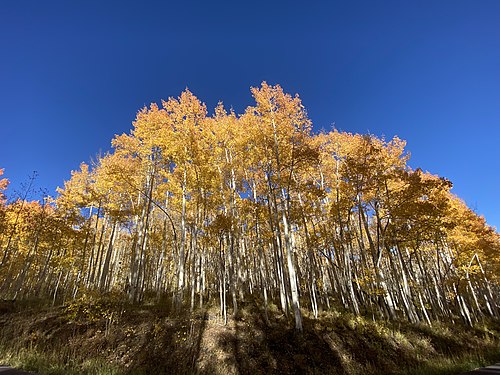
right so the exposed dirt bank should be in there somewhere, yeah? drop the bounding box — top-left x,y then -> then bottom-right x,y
0,298 -> 499,375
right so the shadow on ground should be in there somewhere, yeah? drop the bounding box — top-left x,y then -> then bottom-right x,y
0,298 -> 499,375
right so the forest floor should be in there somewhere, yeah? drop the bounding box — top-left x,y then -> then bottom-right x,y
0,296 -> 499,375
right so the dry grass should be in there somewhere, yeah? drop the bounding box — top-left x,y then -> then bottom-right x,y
0,297 -> 499,375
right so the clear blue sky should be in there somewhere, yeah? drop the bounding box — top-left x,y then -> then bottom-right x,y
1,1 -> 499,230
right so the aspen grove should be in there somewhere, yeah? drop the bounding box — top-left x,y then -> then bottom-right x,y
1,83 -> 499,332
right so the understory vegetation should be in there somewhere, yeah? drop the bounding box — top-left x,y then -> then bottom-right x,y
0,296 -> 499,375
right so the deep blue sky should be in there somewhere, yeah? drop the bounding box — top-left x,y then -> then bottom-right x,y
1,1 -> 499,230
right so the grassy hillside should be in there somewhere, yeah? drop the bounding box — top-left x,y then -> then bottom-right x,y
0,296 -> 499,375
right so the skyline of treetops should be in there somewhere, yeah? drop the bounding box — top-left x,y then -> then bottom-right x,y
0,82 -> 498,332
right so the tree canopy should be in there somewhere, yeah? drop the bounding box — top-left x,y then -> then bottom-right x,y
1,83 -> 498,331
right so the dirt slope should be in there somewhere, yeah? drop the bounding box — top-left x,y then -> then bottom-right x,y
0,299 -> 499,375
